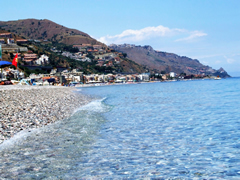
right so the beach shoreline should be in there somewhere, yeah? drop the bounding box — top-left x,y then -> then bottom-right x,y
0,85 -> 92,144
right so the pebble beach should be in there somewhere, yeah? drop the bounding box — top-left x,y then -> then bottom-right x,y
0,86 -> 92,144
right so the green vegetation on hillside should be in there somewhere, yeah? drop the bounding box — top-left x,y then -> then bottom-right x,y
0,19 -> 147,75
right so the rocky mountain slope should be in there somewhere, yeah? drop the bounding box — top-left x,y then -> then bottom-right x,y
109,44 -> 230,77
0,19 -> 105,46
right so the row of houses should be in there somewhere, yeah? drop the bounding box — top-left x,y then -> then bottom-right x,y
26,68 -> 150,85
0,43 -> 48,65
59,44 -> 108,61
70,44 -> 118,55
1,63 -> 150,85
1,44 -> 28,53
73,44 -> 103,50
12,52 -> 49,65
0,38 -> 29,46
0,33 -> 121,68
60,49 -> 122,66
26,66 -> 209,85
83,73 -> 150,83
0,68 -> 25,80
61,51 -> 91,62
0,33 -> 12,38
109,43 -> 136,48
0,33 -> 43,44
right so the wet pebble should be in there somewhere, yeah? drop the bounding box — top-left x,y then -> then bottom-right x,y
0,86 -> 91,144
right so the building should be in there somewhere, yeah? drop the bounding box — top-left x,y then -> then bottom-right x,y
72,71 -> 83,82
96,59 -> 104,66
82,44 -> 91,47
7,38 -> 15,44
106,60 -> 113,67
36,54 -> 49,65
169,72 -> 176,78
19,47 -> 28,52
0,39 -> 5,44
0,33 -> 12,38
93,45 -> 102,49
13,53 -> 21,58
16,39 -> 28,45
161,74 -> 168,80
139,73 -> 150,82
1,44 -> 19,53
23,53 -> 38,65
114,57 -> 121,64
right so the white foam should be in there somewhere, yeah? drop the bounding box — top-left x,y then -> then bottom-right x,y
73,97 -> 109,114
0,128 -> 39,151
75,89 -> 82,91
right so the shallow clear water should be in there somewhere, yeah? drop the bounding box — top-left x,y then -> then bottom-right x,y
1,78 -> 240,179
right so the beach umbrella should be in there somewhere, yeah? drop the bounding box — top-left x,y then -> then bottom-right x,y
0,61 -> 12,68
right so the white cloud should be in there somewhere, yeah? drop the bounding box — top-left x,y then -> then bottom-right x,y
227,58 -> 235,64
231,53 -> 240,57
215,60 -> 222,64
98,25 -> 207,45
175,31 -> 207,42
224,56 -> 236,64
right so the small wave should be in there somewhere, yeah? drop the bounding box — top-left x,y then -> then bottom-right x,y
0,128 -> 40,151
73,97 -> 112,114
74,89 -> 82,92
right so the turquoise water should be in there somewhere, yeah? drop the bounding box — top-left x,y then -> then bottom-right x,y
0,78 -> 240,179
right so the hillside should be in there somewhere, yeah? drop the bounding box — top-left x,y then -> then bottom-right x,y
0,28 -> 145,75
0,19 -> 105,46
109,44 -> 230,77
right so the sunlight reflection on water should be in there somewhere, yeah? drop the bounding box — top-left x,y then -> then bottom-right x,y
1,78 -> 240,179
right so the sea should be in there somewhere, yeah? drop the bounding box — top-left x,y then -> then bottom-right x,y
0,78 -> 240,179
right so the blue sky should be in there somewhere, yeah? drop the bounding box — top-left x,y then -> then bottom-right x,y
1,0 -> 240,76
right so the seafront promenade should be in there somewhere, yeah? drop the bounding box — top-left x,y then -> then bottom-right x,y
0,86 -> 92,144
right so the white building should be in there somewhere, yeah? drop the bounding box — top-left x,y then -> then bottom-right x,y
170,72 -> 176,78
139,73 -> 150,82
36,54 -> 49,65
29,73 -> 43,79
50,69 -> 57,75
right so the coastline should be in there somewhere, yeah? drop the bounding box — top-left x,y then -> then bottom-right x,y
0,86 -> 92,144
0,78 -> 227,144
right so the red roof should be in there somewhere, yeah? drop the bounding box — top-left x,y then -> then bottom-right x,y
16,39 -> 28,42
42,77 -> 52,80
0,33 -> 11,35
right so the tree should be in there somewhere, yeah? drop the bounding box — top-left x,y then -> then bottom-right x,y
122,53 -> 127,58
86,53 -> 95,60
10,53 -> 14,59
180,72 -> 186,76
